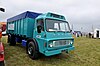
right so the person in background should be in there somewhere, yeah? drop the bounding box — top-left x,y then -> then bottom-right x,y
89,33 -> 91,38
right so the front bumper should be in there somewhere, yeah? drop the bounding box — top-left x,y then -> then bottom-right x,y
44,46 -> 75,56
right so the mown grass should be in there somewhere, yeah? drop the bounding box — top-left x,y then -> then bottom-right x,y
1,36 -> 100,66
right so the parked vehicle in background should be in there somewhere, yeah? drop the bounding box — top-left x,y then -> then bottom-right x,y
94,28 -> 100,38
74,31 -> 82,37
0,7 -> 5,66
0,24 -> 5,66
7,11 -> 75,59
0,42 -> 4,66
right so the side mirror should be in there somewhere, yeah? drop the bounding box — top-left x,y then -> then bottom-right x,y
37,25 -> 42,33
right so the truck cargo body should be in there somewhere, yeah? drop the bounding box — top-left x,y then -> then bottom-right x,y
7,11 -> 41,38
7,11 -> 75,59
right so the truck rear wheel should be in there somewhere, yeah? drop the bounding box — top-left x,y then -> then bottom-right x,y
27,41 -> 39,59
9,34 -> 16,46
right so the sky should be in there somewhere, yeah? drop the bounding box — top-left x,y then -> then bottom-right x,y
0,0 -> 100,32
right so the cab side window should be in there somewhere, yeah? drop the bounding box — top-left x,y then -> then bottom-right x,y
37,19 -> 44,31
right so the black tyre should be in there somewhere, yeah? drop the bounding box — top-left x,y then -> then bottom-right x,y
27,41 -> 39,59
9,34 -> 16,46
0,61 -> 5,66
8,34 -> 11,43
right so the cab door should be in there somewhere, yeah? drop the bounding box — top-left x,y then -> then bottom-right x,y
36,19 -> 45,38
34,19 -> 46,52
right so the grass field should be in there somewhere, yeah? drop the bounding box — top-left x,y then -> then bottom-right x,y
1,36 -> 100,66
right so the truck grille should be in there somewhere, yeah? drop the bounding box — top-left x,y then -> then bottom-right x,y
52,40 -> 70,47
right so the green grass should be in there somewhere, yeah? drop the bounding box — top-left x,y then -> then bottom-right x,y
1,36 -> 100,66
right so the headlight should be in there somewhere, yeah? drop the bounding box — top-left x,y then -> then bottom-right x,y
66,40 -> 73,45
70,41 -> 73,44
49,43 -> 53,47
49,41 -> 56,47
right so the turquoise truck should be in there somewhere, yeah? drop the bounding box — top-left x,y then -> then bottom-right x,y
7,11 -> 75,59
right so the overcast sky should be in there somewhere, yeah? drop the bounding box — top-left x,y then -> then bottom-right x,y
0,0 -> 100,32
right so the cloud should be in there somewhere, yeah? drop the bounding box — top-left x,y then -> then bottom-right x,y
0,0 -> 100,32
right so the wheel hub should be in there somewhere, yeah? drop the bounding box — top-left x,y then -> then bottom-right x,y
28,47 -> 33,55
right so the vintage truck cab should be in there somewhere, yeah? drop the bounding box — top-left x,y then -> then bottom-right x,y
34,12 -> 75,56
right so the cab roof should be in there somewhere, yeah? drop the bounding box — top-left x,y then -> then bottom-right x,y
36,12 -> 66,21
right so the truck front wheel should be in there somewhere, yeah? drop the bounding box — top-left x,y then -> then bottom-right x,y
27,41 -> 39,59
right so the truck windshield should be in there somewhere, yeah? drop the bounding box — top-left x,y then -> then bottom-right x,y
46,19 -> 70,32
